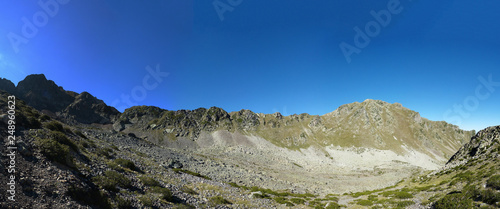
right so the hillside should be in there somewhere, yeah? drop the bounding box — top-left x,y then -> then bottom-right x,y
0,74 -> 493,209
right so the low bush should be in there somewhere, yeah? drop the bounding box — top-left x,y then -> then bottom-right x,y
273,197 -> 294,206
181,186 -> 198,195
35,137 -> 71,165
477,188 -> 500,205
113,158 -> 138,171
151,186 -> 173,201
93,170 -> 132,192
67,185 -> 111,209
487,175 -> 500,190
433,192 -> 473,209
50,131 -> 78,151
356,199 -> 373,206
74,130 -> 87,139
210,196 -> 232,205
139,176 -> 161,187
40,114 -> 51,121
325,202 -> 342,209
173,168 -> 211,180
138,195 -> 154,207
114,196 -> 133,209
45,121 -> 65,132
394,191 -> 413,199
290,198 -> 305,205
395,200 -> 414,208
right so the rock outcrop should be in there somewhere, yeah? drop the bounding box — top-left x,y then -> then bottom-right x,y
0,74 -> 119,124
446,125 -> 500,165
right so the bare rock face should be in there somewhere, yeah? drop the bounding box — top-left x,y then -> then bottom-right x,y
0,78 -> 16,95
0,74 -> 120,125
16,74 -> 75,113
63,92 -> 120,124
447,125 -> 500,165
231,109 -> 260,130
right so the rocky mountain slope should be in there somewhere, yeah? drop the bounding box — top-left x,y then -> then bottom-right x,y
0,74 -> 494,209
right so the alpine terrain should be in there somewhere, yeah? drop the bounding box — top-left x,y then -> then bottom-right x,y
1,74 -> 498,208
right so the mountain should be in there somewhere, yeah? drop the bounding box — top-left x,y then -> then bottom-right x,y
0,74 -> 493,209
118,99 -> 473,167
2,74 -> 119,124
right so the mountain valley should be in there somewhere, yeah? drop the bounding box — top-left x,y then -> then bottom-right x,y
0,74 -> 498,209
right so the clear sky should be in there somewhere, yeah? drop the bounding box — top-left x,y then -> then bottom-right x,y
0,0 -> 499,131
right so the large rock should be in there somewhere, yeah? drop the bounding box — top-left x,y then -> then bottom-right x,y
63,92 -> 120,124
0,78 -> 16,95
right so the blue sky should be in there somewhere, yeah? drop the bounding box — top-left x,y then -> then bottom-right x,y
0,0 -> 499,131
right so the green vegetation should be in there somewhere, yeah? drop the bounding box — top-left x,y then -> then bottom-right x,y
151,186 -> 173,201
209,196 -> 232,205
290,197 -> 305,205
273,197 -> 294,206
114,196 -> 132,209
173,168 -> 211,180
395,200 -> 415,208
74,130 -> 87,139
433,192 -> 474,209
113,158 -> 138,171
180,186 -> 198,195
40,114 -> 51,121
67,185 -> 111,209
356,199 -> 373,206
139,176 -> 161,187
93,170 -> 132,192
50,131 -> 79,151
138,195 -> 154,207
381,189 -> 413,199
97,147 -> 114,159
292,162 -> 303,168
486,174 -> 500,190
35,136 -> 71,166
45,120 -> 65,132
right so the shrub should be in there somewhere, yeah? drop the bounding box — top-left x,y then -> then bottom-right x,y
396,200 -> 414,208
50,131 -> 78,151
325,202 -> 342,209
173,168 -> 211,180
478,188 -> 500,205
97,147 -> 114,159
356,199 -> 373,206
114,196 -> 133,209
151,186 -> 173,201
67,185 -> 111,209
74,130 -> 87,139
113,158 -> 137,171
273,197 -> 293,206
210,196 -> 232,205
35,137 -> 71,165
487,175 -> 500,190
93,170 -> 131,192
40,114 -> 51,121
181,186 -> 198,195
138,195 -> 154,207
433,192 -> 473,209
394,191 -> 413,199
45,121 -> 65,132
290,198 -> 305,205
139,176 -> 161,187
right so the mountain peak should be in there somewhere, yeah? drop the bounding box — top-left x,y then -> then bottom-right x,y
16,74 -> 74,112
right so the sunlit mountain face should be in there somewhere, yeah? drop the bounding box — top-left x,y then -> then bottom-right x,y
0,1 -> 499,208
